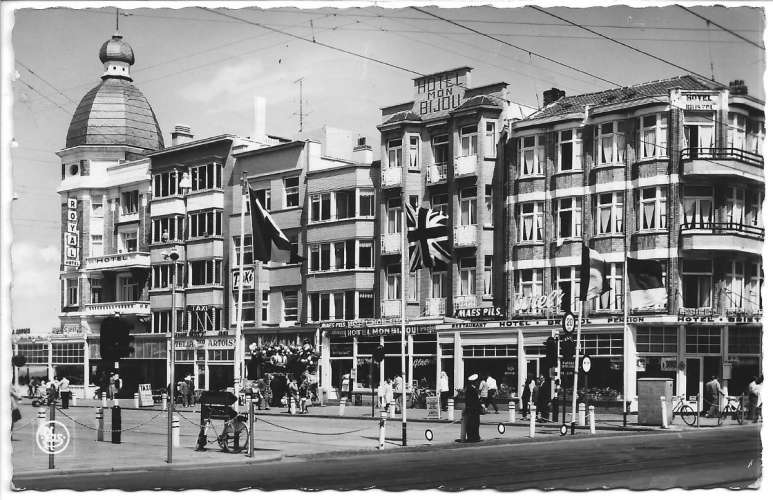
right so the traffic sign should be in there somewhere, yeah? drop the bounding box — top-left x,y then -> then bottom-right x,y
561,312 -> 576,334
582,355 -> 592,373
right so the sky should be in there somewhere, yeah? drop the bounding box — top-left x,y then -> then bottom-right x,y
2,1 -> 766,333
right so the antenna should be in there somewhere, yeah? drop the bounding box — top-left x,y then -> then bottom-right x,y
116,8 -> 119,31
293,77 -> 310,134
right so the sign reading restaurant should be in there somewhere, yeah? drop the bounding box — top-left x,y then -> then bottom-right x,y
412,67 -> 470,118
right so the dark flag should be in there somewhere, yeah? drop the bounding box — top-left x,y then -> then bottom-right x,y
580,245 -> 610,301
406,203 -> 451,271
627,258 -> 667,309
248,186 -> 291,263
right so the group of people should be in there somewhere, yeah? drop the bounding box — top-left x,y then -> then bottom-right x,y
703,374 -> 763,422
169,374 -> 195,407
248,371 -> 317,414
26,375 -> 73,408
375,374 -> 403,413
520,374 -> 554,422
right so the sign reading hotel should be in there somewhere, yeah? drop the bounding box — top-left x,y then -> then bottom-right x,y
412,68 -> 470,119
681,93 -> 718,111
64,198 -> 80,268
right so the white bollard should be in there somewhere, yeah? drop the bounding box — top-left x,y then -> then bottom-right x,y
529,403 -> 536,438
508,400 -> 516,424
102,393 -> 108,408
578,403 -> 586,427
290,396 -> 297,415
660,396 -> 669,429
134,392 -> 140,409
389,402 -> 396,419
338,397 -> 346,416
589,405 -> 596,434
162,393 -> 168,411
37,407 -> 47,430
72,394 -> 78,407
245,394 -> 252,414
172,414 -> 181,447
96,407 -> 104,442
447,399 -> 455,422
378,410 -> 387,450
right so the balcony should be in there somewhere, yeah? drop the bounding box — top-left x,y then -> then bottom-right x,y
454,155 -> 477,177
423,297 -> 447,317
85,301 -> 150,316
381,166 -> 402,188
381,233 -> 402,254
681,148 -> 763,182
680,222 -> 763,254
426,163 -> 448,185
453,295 -> 477,310
85,252 -> 150,271
453,225 -> 477,247
382,299 -> 401,318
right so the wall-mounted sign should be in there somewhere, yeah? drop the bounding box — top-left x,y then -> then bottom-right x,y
454,307 -> 504,320
681,93 -> 718,111
64,198 -> 80,269
232,269 -> 255,289
207,337 -> 235,348
660,358 -> 678,371
323,323 -> 436,338
512,290 -> 564,314
412,68 -> 469,118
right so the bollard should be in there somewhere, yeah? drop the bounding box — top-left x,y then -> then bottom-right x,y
460,413 -> 468,441
49,403 -> 56,470
248,400 -> 255,458
162,393 -> 168,411
290,396 -> 297,415
111,401 -> 122,444
447,399 -> 455,422
508,400 -> 516,423
102,393 -> 107,408
529,403 -> 536,438
37,407 -> 47,430
378,410 -> 387,450
134,392 -> 139,408
551,398 -> 559,422
338,397 -> 346,416
578,403 -> 586,427
589,405 -> 596,434
172,414 -> 181,447
389,402 -> 396,419
623,400 -> 629,427
96,407 -> 104,442
660,396 -> 668,429
72,394 -> 78,407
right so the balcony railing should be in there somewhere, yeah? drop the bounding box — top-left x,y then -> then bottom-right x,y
423,297 -> 446,317
454,225 -> 477,247
85,252 -> 150,271
381,166 -> 402,188
680,221 -> 764,239
382,299 -> 401,318
84,301 -> 150,316
453,295 -> 477,310
454,155 -> 477,177
381,233 -> 402,254
680,147 -> 763,168
426,163 -> 448,185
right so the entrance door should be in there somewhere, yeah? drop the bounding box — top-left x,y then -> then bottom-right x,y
208,365 -> 233,392
686,358 -> 701,401
526,359 -> 538,380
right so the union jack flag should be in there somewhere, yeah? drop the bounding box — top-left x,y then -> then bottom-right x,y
406,203 -> 451,272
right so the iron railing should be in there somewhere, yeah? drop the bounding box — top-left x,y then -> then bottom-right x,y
680,147 -> 763,168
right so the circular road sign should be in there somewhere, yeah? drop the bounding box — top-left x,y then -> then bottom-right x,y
582,355 -> 592,373
561,312 -> 577,334
497,423 -> 506,435
424,429 -> 434,441
559,424 -> 568,436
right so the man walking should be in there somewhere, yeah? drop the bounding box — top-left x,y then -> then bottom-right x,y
484,373 -> 499,414
439,371 -> 450,411
703,374 -> 724,417
59,375 -> 71,409
536,375 -> 551,421
521,374 -> 535,419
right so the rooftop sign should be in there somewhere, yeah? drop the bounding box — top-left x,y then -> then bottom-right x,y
412,68 -> 470,118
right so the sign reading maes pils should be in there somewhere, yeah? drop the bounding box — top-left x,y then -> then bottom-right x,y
64,198 -> 80,268
412,68 -> 471,119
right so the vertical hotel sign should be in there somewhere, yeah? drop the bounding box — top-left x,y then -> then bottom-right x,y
64,198 -> 79,268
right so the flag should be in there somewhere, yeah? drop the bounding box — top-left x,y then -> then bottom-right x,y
248,186 -> 291,263
627,258 -> 667,309
580,245 -> 609,301
406,203 -> 451,272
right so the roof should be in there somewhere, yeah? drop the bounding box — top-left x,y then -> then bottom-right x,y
454,95 -> 501,112
99,33 -> 135,65
528,75 -> 723,121
382,111 -> 422,125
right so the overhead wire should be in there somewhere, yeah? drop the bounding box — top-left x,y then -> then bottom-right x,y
15,78 -> 72,116
676,5 -> 764,50
16,60 -> 78,105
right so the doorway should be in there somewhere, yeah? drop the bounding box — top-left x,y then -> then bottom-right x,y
685,356 -> 722,408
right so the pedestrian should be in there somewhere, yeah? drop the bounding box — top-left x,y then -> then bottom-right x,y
521,375 -> 535,419
178,379 -> 190,407
536,375 -> 551,421
287,376 -> 299,414
299,376 -> 310,414
11,384 -> 22,437
393,374 -> 404,414
439,371 -> 450,411
108,372 -> 122,400
463,374 -> 482,442
384,377 -> 394,412
703,374 -> 724,417
749,375 -> 763,423
185,374 -> 195,406
484,373 -> 499,414
47,376 -> 59,405
269,373 -> 282,407
59,375 -> 71,409
478,375 -> 489,414
256,378 -> 269,410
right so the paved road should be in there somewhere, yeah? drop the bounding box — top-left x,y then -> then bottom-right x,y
13,424 -> 760,491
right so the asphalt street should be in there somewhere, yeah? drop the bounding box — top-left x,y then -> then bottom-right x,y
13,423 -> 760,491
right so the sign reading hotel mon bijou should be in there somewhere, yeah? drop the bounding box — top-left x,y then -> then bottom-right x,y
412,68 -> 469,119
322,320 -> 436,338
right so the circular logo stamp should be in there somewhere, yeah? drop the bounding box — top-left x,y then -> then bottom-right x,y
36,420 -> 70,455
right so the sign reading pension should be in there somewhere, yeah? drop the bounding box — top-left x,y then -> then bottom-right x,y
412,68 -> 471,118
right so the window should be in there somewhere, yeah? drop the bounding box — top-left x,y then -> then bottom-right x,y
483,255 -> 493,296
685,326 -> 721,354
519,135 -> 545,175
432,134 -> 449,165
233,290 -> 256,325
683,112 -> 715,154
189,259 -> 222,286
596,262 -> 623,311
118,229 -> 138,253
432,194 -> 448,216
557,129 -> 583,171
555,266 -> 580,313
407,271 -> 418,302
745,190 -> 763,227
595,192 -> 623,234
459,257 -> 476,296
284,177 -> 299,208
152,263 -> 184,289
308,293 -> 321,321
309,244 -> 321,272
261,291 -> 270,322
152,310 -> 184,334
359,190 -> 375,217
336,190 -> 356,219
386,264 -> 401,300
90,234 -> 103,257
233,235 -> 253,266
516,269 -> 543,312
153,171 -> 179,198
682,259 -> 713,309
189,210 -> 222,238
288,235 -> 299,264
518,202 -> 544,242
639,187 -> 668,230
485,121 -> 497,157
459,187 -> 477,226
359,241 -> 373,268
460,125 -> 478,157
431,271 -> 447,298
640,113 -> 668,159
359,292 -> 374,319
310,193 -> 331,222
726,186 -> 745,226
121,190 -> 139,215
254,188 -> 271,211
728,112 -> 747,151
727,260 -> 744,310
190,163 -> 222,191
484,185 -> 493,225
283,291 -> 298,323
51,344 -> 85,364
749,261 -> 763,311
387,138 -> 403,168
152,216 -> 184,243
117,275 -> 138,301
728,327 -> 761,354
189,307 -> 222,333
682,186 -> 713,229
90,278 -> 103,304
91,202 -> 104,218
408,135 -> 420,171
746,118 -> 765,154
595,121 -> 626,165
387,198 -> 401,234
555,197 -> 582,239
636,326 -> 678,353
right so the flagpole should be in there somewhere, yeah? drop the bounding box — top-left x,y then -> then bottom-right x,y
400,201 -> 407,447
235,173 -> 247,394
570,296 -> 583,433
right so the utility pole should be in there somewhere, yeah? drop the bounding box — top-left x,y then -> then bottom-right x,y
293,77 -> 310,133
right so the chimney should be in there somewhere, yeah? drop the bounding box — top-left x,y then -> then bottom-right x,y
543,88 -> 566,107
729,80 -> 748,96
253,96 -> 267,143
171,125 -> 193,146
352,136 -> 373,164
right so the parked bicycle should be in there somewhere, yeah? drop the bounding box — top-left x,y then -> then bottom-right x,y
672,395 -> 698,426
197,413 -> 249,453
717,395 -> 746,426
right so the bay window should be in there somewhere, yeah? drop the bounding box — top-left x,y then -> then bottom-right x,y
727,261 -> 744,311
358,241 -> 373,268
682,260 -> 713,309
387,198 -> 401,234
121,190 -> 139,215
519,135 -> 545,175
554,197 -> 582,239
359,292 -> 374,319
388,138 -> 403,168
460,125 -> 477,157
746,118 -> 765,155
359,190 -> 375,217
459,257 -> 476,296
683,113 -> 715,156
310,193 -> 331,222
408,135 -> 420,171
189,307 -> 222,333
518,202 -> 544,242
639,187 -> 668,230
682,186 -> 713,229
152,171 -> 179,198
745,190 -> 763,227
595,121 -> 626,165
726,187 -> 745,226
485,121 -> 497,157
595,192 -> 623,234
336,190 -> 356,219
189,259 -> 222,286
749,262 -> 763,311
639,113 -> 668,159
152,215 -> 184,242
557,129 -> 583,171
189,209 -> 222,238
190,162 -> 222,191
152,263 -> 184,289
728,112 -> 747,151
459,187 -> 477,226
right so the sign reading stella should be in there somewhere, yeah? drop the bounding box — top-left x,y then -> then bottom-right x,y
413,67 -> 470,118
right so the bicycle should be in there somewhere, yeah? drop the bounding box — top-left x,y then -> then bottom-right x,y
672,395 -> 698,426
195,408 -> 249,453
717,395 -> 746,426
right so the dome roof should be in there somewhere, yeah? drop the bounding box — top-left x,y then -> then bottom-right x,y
66,78 -> 164,151
99,33 -> 135,65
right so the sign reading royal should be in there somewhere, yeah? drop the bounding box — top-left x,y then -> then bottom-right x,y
412,68 -> 470,118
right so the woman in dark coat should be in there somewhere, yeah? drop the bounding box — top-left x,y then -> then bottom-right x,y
521,375 -> 534,419
463,374 -> 482,442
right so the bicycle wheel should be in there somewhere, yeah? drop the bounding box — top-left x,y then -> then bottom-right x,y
718,406 -> 727,426
679,405 -> 697,426
735,405 -> 745,425
219,420 -> 249,453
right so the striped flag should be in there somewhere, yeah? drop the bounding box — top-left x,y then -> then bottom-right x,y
248,186 -> 291,263
580,245 -> 609,301
627,258 -> 667,309
406,203 -> 451,272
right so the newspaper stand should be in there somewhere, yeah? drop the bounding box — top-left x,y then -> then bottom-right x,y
196,391 -> 248,453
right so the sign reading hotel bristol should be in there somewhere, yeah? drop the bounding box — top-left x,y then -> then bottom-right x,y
64,198 -> 80,268
412,67 -> 471,119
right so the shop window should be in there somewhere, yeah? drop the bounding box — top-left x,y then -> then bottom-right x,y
433,134 -> 449,166
594,121 -> 626,165
685,326 -> 721,354
595,192 -> 623,235
284,177 -> 299,208
121,190 -> 139,215
386,265 -> 401,300
209,349 -> 235,361
682,259 -> 713,310
636,326 -> 678,353
283,291 -> 298,323
554,197 -> 582,239
459,187 -> 477,226
518,202 -> 544,242
596,263 -> 623,311
359,190 -> 375,217
459,257 -> 476,296
460,125 -> 478,157
52,343 -> 85,364
728,327 -> 761,354
519,135 -> 544,175
190,163 -> 222,191
557,129 -> 583,171
17,343 -> 48,364
189,210 -> 222,238
387,198 -> 402,234
640,113 -> 668,159
638,187 -> 668,230
579,333 -> 623,356
682,186 -> 714,229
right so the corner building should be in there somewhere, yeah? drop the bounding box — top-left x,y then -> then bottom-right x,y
505,76 -> 763,409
